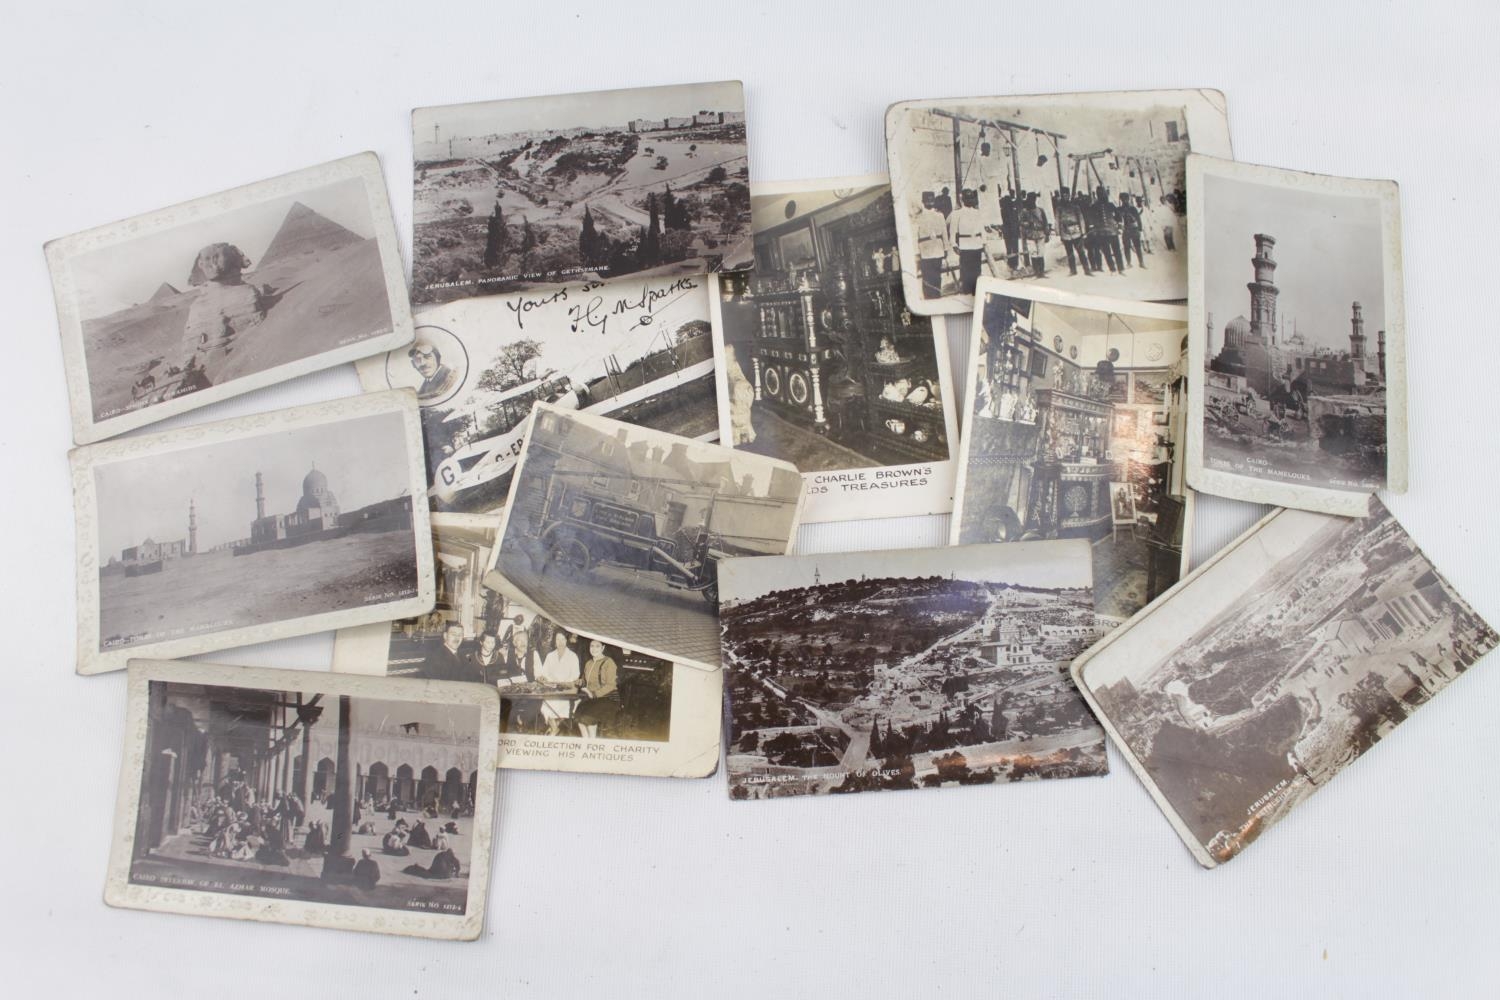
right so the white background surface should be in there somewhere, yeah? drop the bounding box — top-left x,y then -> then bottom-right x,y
3,1 -> 1497,996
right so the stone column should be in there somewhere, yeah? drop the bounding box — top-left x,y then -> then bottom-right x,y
321,695 -> 356,879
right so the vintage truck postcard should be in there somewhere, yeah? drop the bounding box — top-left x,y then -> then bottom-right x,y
490,403 -> 804,671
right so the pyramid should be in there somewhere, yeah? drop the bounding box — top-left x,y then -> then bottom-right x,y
258,201 -> 364,266
149,282 -> 181,302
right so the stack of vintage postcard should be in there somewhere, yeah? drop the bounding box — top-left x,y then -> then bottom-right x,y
43,71 -> 1500,944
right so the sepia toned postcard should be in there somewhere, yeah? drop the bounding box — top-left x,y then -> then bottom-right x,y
885,89 -> 1233,316
411,81 -> 752,304
719,540 -> 1108,800
357,272 -> 720,515
47,153 -> 414,444
332,514 -> 721,778
1073,500 -> 1496,867
105,659 -> 500,939
490,403 -> 805,672
708,175 -> 961,524
1186,154 -> 1407,516
70,390 -> 434,675
951,280 -> 1193,626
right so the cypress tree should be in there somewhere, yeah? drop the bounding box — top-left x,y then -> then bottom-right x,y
580,204 -> 599,263
482,201 -> 508,268
520,217 -> 536,254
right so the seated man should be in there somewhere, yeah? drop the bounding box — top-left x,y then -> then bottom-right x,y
406,820 -> 433,850
403,847 -> 462,880
353,850 -> 382,890
381,829 -> 410,856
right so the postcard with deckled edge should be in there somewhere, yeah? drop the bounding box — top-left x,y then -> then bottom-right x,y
104,659 -> 499,939
70,389 -> 434,676
1072,500 -> 1496,867
719,540 -> 1107,800
332,514 -> 721,779
885,88 -> 1233,316
707,174 -> 960,524
490,402 -> 805,672
47,152 -> 414,444
411,81 -> 752,304
950,279 -> 1194,626
355,272 -> 720,516
1185,154 -> 1407,517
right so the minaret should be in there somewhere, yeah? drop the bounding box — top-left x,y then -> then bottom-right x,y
255,472 -> 266,520
1206,312 -> 1215,356
1349,302 -> 1367,363
1377,330 -> 1387,380
1248,234 -> 1279,345
188,499 -> 198,556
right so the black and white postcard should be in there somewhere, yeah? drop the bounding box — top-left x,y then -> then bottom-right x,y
47,153 -> 413,444
1187,155 -> 1407,516
359,273 -> 720,514
411,81 -> 751,303
709,175 -> 960,523
718,541 -> 1108,800
333,515 -> 722,778
885,89 -> 1233,316
1073,501 -> 1496,867
491,403 -> 805,672
70,390 -> 434,675
105,660 -> 500,939
952,281 -> 1192,625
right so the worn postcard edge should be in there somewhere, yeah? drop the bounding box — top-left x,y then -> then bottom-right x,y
70,390 -> 435,676
1069,505 -> 1291,868
47,152 -> 415,445
104,659 -> 500,940
884,88 -> 1234,317
1183,153 -> 1406,515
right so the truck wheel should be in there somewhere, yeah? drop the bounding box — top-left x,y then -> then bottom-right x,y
701,580 -> 719,607
549,537 -> 590,576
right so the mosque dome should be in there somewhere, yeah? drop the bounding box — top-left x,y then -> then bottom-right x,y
1223,315 -> 1250,342
303,467 -> 328,496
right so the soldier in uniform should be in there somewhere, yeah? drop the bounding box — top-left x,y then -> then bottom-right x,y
913,191 -> 949,299
1097,187 -> 1125,273
1119,193 -> 1146,269
946,189 -> 986,295
1020,192 -> 1050,278
1054,188 -> 1091,276
1080,191 -> 1109,274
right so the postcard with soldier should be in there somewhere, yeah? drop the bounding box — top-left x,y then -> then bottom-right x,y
70,390 -> 434,675
1186,154 -> 1407,516
411,81 -> 752,304
951,280 -> 1193,626
358,272 -> 720,515
885,89 -> 1233,317
1072,501 -> 1496,867
47,153 -> 413,444
718,540 -> 1107,800
105,659 -> 500,939
708,175 -> 961,524
490,403 -> 805,672
333,514 -> 722,779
